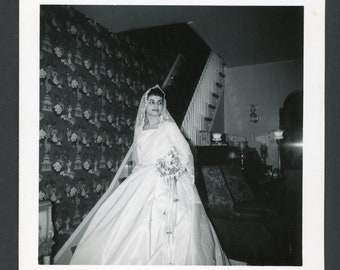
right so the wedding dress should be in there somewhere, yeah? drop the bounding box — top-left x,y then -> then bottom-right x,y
70,86 -> 230,265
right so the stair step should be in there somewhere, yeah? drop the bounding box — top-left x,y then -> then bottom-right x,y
216,82 -> 223,88
204,117 -> 213,122
212,92 -> 220,98
208,104 -> 216,109
219,72 -> 225,78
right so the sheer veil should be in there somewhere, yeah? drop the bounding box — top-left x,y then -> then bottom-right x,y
132,85 -> 175,165
133,84 -> 175,143
132,84 -> 195,183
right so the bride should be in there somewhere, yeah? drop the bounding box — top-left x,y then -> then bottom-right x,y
70,85 -> 231,265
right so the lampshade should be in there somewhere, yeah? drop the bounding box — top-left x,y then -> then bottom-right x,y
273,129 -> 284,140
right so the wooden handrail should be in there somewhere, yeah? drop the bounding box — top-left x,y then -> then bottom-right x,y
181,52 -> 226,145
161,54 -> 182,89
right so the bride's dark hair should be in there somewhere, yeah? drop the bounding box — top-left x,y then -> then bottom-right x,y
147,85 -> 165,100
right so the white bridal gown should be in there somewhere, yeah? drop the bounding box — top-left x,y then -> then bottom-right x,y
70,121 -> 229,265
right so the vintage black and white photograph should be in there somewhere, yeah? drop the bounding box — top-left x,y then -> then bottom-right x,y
19,1 -> 324,269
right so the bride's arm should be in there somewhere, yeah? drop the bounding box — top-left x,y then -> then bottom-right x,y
131,142 -> 139,171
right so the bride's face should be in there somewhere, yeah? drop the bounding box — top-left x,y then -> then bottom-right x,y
146,95 -> 163,117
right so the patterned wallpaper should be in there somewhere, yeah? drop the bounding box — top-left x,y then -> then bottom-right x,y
39,5 -> 177,253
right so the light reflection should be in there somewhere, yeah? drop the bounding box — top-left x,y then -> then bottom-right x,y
285,142 -> 303,147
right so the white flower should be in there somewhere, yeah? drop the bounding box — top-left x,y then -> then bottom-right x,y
51,132 -> 59,143
69,186 -> 78,197
70,132 -> 78,142
96,135 -> 103,144
95,183 -> 102,193
164,153 -> 172,164
106,160 -> 113,169
39,191 -> 46,200
54,104 -> 63,115
53,161 -> 62,172
107,69 -> 113,78
83,110 -> 91,119
81,188 -> 86,197
96,87 -> 103,96
83,59 -> 91,69
107,114 -> 113,123
83,161 -> 90,170
156,148 -> 185,181
40,68 -> 47,79
71,79 -> 79,88
96,40 -> 102,48
54,47 -> 63,58
70,25 -> 77,35
39,129 -> 46,140
50,192 -> 57,202
52,76 -> 59,85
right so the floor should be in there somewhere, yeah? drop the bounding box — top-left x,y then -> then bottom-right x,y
209,191 -> 302,266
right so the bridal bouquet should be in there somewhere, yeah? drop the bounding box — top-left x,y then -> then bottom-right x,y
156,147 -> 185,182
156,146 -> 185,264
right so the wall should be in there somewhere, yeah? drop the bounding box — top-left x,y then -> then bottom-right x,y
224,59 -> 303,168
211,90 -> 225,133
39,5 -> 181,254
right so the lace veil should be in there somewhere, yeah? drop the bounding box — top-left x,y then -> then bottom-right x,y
133,84 -> 175,143
132,85 -> 194,182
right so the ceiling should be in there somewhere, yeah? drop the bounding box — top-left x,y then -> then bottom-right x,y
73,5 -> 303,67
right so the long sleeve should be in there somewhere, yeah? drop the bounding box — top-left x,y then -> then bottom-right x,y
163,122 -> 195,183
131,142 -> 138,167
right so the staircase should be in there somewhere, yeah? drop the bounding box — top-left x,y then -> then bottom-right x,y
162,52 -> 210,127
181,52 -> 227,145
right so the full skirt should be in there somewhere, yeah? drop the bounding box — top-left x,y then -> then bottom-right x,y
70,164 -> 229,265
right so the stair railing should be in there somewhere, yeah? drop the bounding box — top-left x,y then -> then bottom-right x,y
161,53 -> 183,89
181,52 -> 226,145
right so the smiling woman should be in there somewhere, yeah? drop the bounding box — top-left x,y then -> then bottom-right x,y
144,87 -> 165,129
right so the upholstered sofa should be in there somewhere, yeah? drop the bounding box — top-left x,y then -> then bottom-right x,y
194,146 -> 287,265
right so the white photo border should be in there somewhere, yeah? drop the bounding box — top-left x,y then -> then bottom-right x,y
19,0 -> 325,269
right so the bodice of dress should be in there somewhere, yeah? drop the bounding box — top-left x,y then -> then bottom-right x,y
134,121 -> 194,182
135,128 -> 172,167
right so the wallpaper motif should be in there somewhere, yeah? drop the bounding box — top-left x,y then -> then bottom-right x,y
39,5 -> 176,253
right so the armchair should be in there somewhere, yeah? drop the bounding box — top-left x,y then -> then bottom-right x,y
194,146 -> 286,265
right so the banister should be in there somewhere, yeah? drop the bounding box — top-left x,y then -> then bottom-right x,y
162,54 -> 182,89
181,52 -> 226,145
